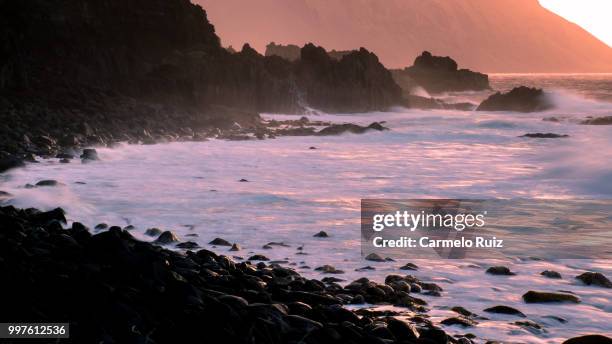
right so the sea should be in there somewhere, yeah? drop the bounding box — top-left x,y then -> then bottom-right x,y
2,74 -> 611,343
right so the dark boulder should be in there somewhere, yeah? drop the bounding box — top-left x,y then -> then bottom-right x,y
563,335 -> 612,344
575,272 -> 612,288
486,266 -> 515,276
145,228 -> 163,237
154,231 -> 179,245
477,86 -> 553,112
316,122 -> 388,136
541,270 -> 562,279
522,291 -> 580,303
483,305 -> 526,317
395,51 -> 490,93
313,231 -> 329,238
35,180 -> 63,187
581,116 -> 612,125
521,133 -> 568,138
80,149 -> 99,161
209,238 -> 232,246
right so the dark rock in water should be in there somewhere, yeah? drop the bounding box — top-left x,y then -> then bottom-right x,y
563,335 -> 612,344
265,241 -> 290,247
355,266 -> 376,272
484,305 -> 526,317
393,51 -> 489,94
80,149 -> 99,161
477,86 -> 553,112
176,241 -> 199,249
314,265 -> 344,274
59,158 -> 70,163
575,272 -> 612,288
208,237 -> 232,246
441,316 -> 477,327
313,230 -> 329,238
451,306 -> 475,317
486,266 -> 515,276
387,318 -> 419,340
522,291 -> 580,303
309,146 -> 317,150
321,277 -> 344,283
238,178 -> 249,182
581,116 -> 612,125
316,122 -> 388,136
229,243 -> 241,251
154,231 -> 179,244
541,270 -> 562,279
35,180 -> 63,187
521,133 -> 568,138
94,223 -> 108,230
123,225 -> 135,230
364,253 -> 385,262
514,320 -> 543,334
399,262 -> 419,270
145,228 -> 162,237
0,191 -> 12,198
29,207 -> 67,225
248,254 -> 269,261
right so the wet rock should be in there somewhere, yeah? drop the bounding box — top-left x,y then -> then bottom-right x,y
541,270 -> 562,279
321,277 -> 344,283
0,191 -> 12,198
0,156 -> 24,173
80,148 -> 99,161
94,223 -> 108,230
35,180 -> 63,187
176,241 -> 200,249
521,133 -> 568,138
386,318 -> 419,341
563,335 -> 612,344
522,291 -> 580,303
364,253 -> 385,262
265,241 -> 290,247
451,306 -> 475,317
316,122 -> 388,136
229,243 -> 241,251
484,305 -> 526,317
154,231 -> 179,245
477,86 -> 553,112
248,254 -> 269,261
309,146 -> 316,150
580,116 -> 612,125
314,265 -> 344,274
514,320 -> 543,334
355,266 -> 376,272
575,272 -> 612,288
145,228 -> 162,237
208,237 -> 232,246
238,178 -> 249,182
441,317 -> 477,327
399,262 -> 418,270
313,230 -> 329,237
486,266 -> 515,276
59,158 -> 70,163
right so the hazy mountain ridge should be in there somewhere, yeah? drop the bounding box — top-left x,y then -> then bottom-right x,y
198,0 -> 612,72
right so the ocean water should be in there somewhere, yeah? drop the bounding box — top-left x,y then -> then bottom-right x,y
1,74 -> 612,343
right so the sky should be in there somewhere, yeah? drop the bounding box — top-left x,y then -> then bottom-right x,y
539,0 -> 612,47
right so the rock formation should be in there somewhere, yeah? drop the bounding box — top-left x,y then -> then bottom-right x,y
393,51 -> 490,94
477,87 -> 554,112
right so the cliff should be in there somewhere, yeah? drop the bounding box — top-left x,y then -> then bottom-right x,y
0,0 -> 401,162
198,0 -> 612,72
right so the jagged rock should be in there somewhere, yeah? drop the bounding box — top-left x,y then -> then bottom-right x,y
484,305 -> 526,317
313,231 -> 329,238
522,291 -> 580,303
394,51 -> 490,93
230,243 -> 241,251
399,262 -> 419,270
477,86 -> 553,112
575,272 -> 612,288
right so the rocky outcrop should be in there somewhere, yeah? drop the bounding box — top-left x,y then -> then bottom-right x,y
393,51 -> 490,93
477,86 -> 554,112
265,42 -> 301,61
294,44 -> 402,113
0,1 -> 402,163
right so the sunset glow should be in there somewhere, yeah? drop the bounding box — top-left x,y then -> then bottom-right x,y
540,0 -> 612,47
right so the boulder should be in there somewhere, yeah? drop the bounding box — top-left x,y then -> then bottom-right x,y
154,231 -> 179,245
80,149 -> 99,161
541,270 -> 562,279
575,272 -> 612,288
208,237 -> 232,246
483,305 -> 526,317
486,266 -> 515,276
521,133 -> 568,138
316,122 -> 388,136
522,291 -> 580,303
581,116 -> 612,125
563,335 -> 612,344
477,87 -> 553,112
